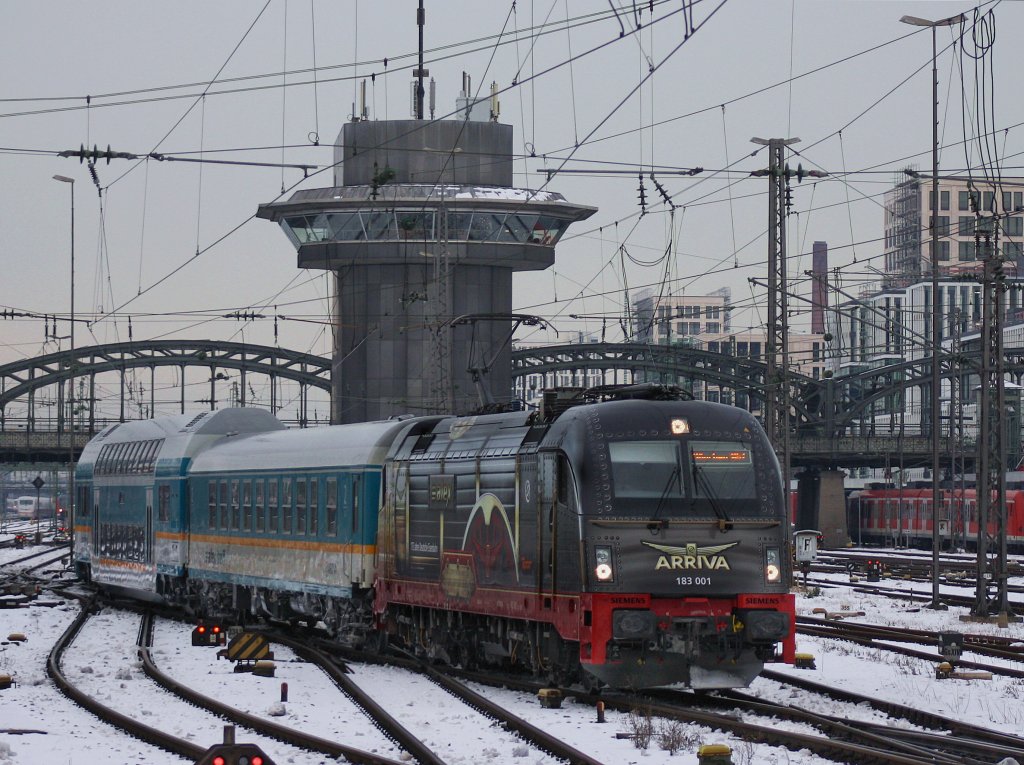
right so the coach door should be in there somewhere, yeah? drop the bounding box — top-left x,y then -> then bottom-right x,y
146,487 -> 154,564
93,488 -> 101,557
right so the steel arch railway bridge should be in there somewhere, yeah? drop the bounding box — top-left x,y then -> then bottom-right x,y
0,340 -> 331,462
3,338 -> 1024,469
511,341 -> 1024,470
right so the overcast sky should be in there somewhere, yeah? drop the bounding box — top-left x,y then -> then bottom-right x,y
1,0 -> 1018,417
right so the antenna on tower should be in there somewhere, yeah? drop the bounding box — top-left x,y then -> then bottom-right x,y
429,77 -> 436,120
489,81 -> 500,122
412,0 -> 428,120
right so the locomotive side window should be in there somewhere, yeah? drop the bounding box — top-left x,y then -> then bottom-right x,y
557,455 -> 570,505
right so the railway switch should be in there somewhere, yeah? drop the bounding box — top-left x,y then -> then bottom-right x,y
192,623 -> 226,647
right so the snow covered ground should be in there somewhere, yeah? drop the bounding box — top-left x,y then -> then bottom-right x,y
3,541 -> 1024,765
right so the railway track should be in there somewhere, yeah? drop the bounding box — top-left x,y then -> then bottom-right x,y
797,615 -> 1024,678
759,667 -> 1024,755
48,604 -> 414,765
320,636 -> 985,764
389,646 -> 606,765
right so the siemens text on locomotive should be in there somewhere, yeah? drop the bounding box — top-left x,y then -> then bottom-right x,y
73,390 -> 795,690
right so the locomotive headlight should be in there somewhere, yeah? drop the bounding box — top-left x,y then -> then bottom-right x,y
594,545 -> 614,582
765,546 -> 782,583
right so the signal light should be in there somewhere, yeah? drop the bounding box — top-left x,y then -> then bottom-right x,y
192,623 -> 226,647
196,743 -> 275,765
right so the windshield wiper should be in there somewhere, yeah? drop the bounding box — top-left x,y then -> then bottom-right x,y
692,464 -> 733,531
647,464 -> 681,531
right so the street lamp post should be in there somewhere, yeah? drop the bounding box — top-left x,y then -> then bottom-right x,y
900,13 -> 964,611
53,173 -> 75,565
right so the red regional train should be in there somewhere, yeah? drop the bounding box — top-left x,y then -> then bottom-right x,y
846,486 -> 1024,550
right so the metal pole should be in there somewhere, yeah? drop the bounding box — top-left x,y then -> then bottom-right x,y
415,0 -> 425,120
928,24 -> 943,611
899,11 -> 964,610
54,174 -> 75,563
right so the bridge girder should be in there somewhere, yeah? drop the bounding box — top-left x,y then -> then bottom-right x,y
0,340 -> 331,412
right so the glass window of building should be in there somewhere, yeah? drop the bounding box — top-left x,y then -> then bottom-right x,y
363,211 -> 396,239
500,213 -> 540,242
397,212 -> 433,240
330,212 -> 365,240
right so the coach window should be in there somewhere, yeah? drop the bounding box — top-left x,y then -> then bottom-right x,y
231,480 -> 241,530
352,475 -> 361,535
296,478 -> 307,536
158,485 -> 170,523
327,478 -> 338,536
242,481 -> 253,531
282,478 -> 293,534
219,481 -> 229,529
208,481 -> 218,529
268,480 -> 279,533
309,479 -> 319,536
255,481 -> 265,533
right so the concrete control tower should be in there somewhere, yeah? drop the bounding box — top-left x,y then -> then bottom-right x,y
258,89 -> 595,423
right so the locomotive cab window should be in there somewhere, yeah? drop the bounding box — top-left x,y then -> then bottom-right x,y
689,441 -> 756,500
607,438 -> 766,517
609,442 -> 682,500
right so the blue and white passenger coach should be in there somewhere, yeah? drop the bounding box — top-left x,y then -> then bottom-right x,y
183,416 -> 422,624
75,407 -> 429,628
74,409 -> 284,599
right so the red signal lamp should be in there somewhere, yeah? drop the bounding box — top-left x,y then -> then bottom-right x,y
192,623 -> 226,647
196,743 -> 274,765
